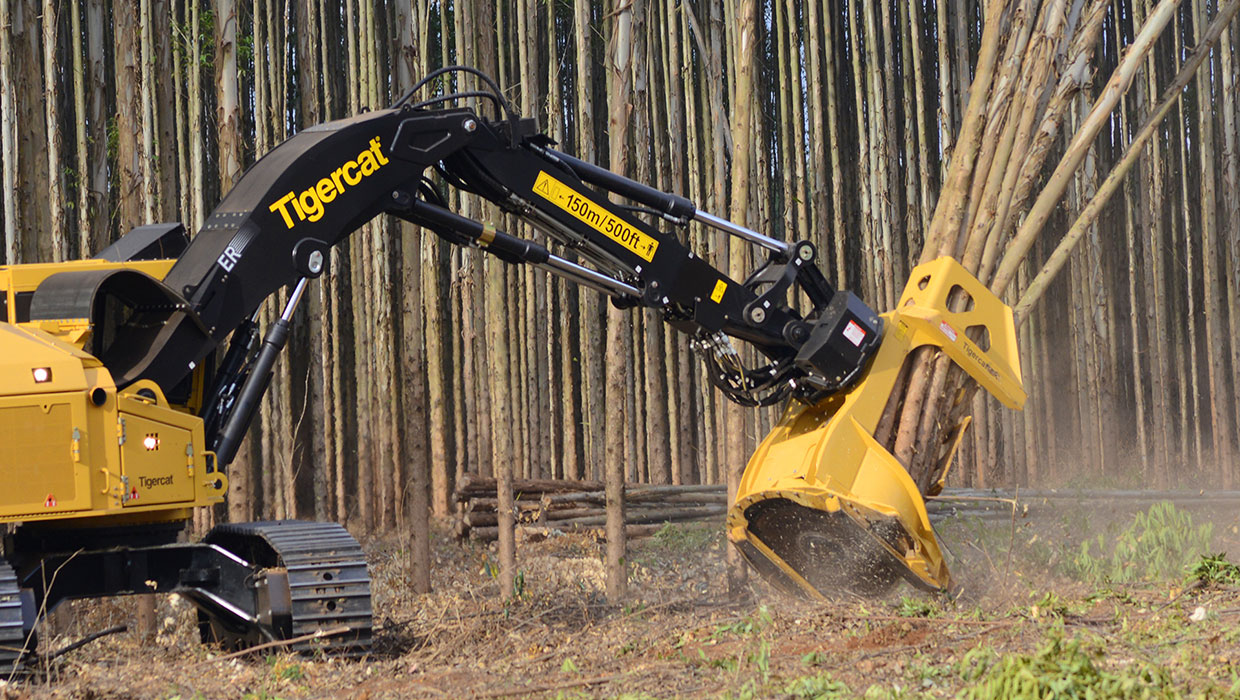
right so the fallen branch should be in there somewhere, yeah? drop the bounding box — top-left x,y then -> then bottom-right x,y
477,671 -> 626,698
42,624 -> 127,663
195,625 -> 351,665
469,521 -> 705,543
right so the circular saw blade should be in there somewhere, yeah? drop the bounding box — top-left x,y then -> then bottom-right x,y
740,498 -> 918,598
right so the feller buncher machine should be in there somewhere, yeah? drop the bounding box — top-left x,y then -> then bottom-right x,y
0,67 -> 1024,668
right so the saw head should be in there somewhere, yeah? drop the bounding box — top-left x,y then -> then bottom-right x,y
736,498 -> 912,597
727,257 -> 1028,598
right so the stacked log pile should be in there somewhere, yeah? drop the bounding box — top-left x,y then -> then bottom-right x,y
453,474 -> 726,542
454,474 -> 1240,540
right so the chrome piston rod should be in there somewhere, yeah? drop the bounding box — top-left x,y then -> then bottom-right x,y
536,254 -> 641,299
694,209 -> 792,256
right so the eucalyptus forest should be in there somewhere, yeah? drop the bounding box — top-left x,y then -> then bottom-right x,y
1,0 -> 1239,695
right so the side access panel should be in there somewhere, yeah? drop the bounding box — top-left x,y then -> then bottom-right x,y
118,412 -> 196,506
0,393 -> 93,517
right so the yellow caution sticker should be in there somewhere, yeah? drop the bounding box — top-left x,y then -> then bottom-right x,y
710,279 -> 728,303
532,171 -> 659,262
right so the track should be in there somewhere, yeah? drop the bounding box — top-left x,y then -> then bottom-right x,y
0,563 -> 28,675
206,520 -> 372,654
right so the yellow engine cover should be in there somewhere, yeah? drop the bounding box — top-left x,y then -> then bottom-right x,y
0,259 -> 227,527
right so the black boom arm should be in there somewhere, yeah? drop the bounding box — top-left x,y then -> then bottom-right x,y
104,69 -> 882,466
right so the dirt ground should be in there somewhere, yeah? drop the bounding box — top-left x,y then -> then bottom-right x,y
7,498 -> 1240,699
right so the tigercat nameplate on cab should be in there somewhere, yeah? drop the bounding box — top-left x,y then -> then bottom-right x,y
532,171 -> 659,262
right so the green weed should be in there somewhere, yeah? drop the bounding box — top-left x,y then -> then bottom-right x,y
784,672 -> 851,698
906,654 -> 950,686
264,655 -> 304,682
648,521 -> 719,552
1084,584 -> 1137,606
1025,591 -> 1083,619
750,640 -> 771,684
959,633 -> 1181,699
1066,502 -> 1213,584
713,605 -> 773,638
1189,553 -> 1240,586
896,595 -> 939,618
801,650 -> 827,666
700,647 -> 738,672
722,679 -> 759,700
861,684 -> 922,699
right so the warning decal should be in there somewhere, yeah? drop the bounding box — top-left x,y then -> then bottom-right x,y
842,320 -> 866,346
710,280 -> 728,303
532,171 -> 660,262
938,320 -> 958,342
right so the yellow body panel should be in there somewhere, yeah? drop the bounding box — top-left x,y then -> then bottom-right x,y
727,257 -> 1027,595
0,258 -> 226,527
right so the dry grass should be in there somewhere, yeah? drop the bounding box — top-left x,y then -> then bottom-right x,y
7,502 -> 1240,699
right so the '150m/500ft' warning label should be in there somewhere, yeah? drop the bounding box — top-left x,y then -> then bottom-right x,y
532,171 -> 659,262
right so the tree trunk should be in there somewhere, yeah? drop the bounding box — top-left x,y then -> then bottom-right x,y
42,0 -> 65,260
725,0 -> 757,598
603,0 -> 636,602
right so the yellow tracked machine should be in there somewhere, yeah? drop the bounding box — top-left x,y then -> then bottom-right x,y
0,65 -> 1023,669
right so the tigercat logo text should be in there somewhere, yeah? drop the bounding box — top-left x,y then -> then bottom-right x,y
139,475 -> 175,488
268,136 -> 390,229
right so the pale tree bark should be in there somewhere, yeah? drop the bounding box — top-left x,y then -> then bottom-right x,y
820,2 -> 847,285
216,0 -> 250,524
1014,0 -> 1240,319
1221,21 -> 1240,454
979,0 -> 1110,284
604,0 -> 635,602
1190,0 -> 1233,484
71,0 -> 89,258
974,0 -> 1071,280
846,0 -> 873,298
935,0 -> 956,179
139,0 -> 157,221
214,0 -> 242,191
907,0 -> 933,237
1174,51 -> 1205,468
85,0 -> 107,250
395,0 -> 431,596
188,0 -> 204,231
113,0 -> 144,234
42,0 -> 66,260
14,0 -> 51,259
574,0 -> 605,485
254,0 -> 275,520
865,0 -> 894,307
0,0 -> 17,265
292,0 -> 329,525
725,0 -> 757,598
153,0 -> 177,221
171,0 -> 190,231
1139,0 -> 1172,482
992,0 -> 1181,295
